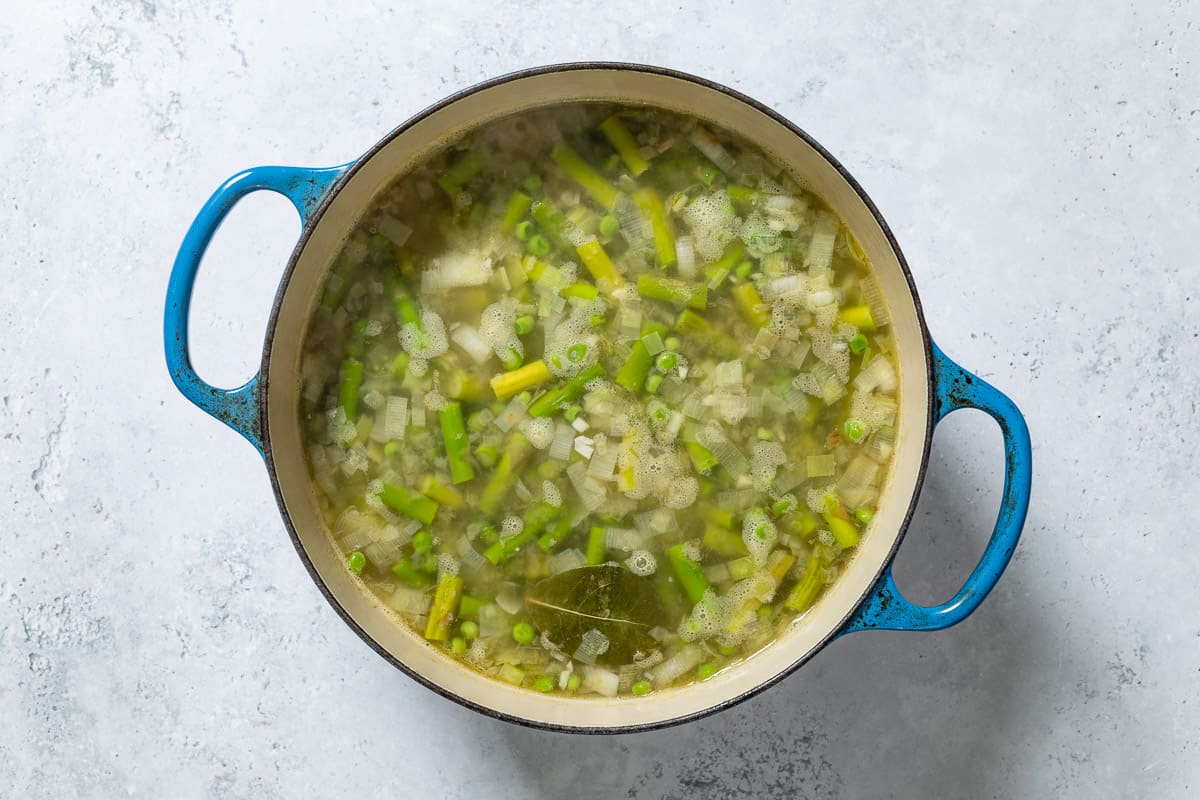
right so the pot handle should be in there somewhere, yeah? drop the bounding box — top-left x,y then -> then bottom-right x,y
163,164 -> 351,453
840,341 -> 1032,633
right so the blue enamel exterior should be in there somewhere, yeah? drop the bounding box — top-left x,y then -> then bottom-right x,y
163,164 -> 350,454
839,342 -> 1033,633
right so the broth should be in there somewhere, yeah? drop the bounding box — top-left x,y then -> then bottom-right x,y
298,104 -> 899,697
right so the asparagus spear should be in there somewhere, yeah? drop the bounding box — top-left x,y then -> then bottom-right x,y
536,515 -> 574,552
490,359 -> 552,399
528,363 -> 605,417
436,147 -> 488,197
838,305 -> 876,332
501,190 -> 534,232
483,503 -> 558,564
424,573 -> 464,641
586,526 -> 607,565
576,240 -> 623,292
439,401 -> 476,484
550,143 -> 619,208
419,475 -> 464,508
732,282 -> 770,328
705,240 -> 746,289
338,359 -> 364,420
702,524 -> 748,558
478,433 -> 533,515
785,548 -> 827,612
561,281 -> 600,302
632,187 -> 676,269
599,115 -> 649,176
637,274 -> 707,310
378,483 -> 439,525
615,340 -> 653,393
667,544 -> 709,605
530,200 -> 569,248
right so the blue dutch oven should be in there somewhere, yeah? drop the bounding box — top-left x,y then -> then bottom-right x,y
165,64 -> 1032,732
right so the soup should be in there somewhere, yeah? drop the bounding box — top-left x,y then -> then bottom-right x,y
298,104 -> 899,697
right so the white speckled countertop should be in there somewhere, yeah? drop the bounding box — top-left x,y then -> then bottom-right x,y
2,2 -> 1198,797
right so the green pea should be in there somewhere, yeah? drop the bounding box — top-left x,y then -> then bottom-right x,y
599,214 -> 620,237
843,419 -> 865,442
756,426 -> 773,440
664,336 -> 681,351
631,680 -> 653,696
347,551 -> 366,574
534,675 -> 556,693
697,662 -> 718,680
849,333 -> 869,354
459,620 -> 479,640
450,636 -> 467,655
771,495 -> 797,516
527,234 -> 551,257
566,673 -> 582,691
645,373 -> 664,394
512,622 -> 536,644
567,343 -> 588,363
514,314 -> 536,335
655,351 -> 678,372
412,530 -> 433,554
855,506 -> 874,526
500,347 -> 524,371
523,174 -> 542,193
515,220 -> 534,241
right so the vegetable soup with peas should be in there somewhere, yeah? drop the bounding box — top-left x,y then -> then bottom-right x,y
299,104 -> 899,698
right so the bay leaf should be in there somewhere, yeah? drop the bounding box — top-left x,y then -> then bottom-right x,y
525,565 -> 665,665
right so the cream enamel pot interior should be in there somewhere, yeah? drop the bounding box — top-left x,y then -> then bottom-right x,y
165,63 -> 1032,733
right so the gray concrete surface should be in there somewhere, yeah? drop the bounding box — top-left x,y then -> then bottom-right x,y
2,1 -> 1197,797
